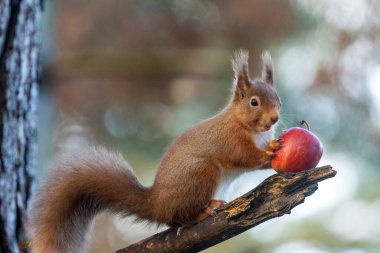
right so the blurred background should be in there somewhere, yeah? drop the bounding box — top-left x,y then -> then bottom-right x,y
38,0 -> 380,252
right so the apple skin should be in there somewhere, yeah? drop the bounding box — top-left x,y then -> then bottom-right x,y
271,127 -> 323,173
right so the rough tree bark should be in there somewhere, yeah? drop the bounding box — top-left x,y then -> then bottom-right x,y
117,165 -> 336,253
0,0 -> 41,252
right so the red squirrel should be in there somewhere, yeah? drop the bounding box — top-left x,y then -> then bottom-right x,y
28,50 -> 282,253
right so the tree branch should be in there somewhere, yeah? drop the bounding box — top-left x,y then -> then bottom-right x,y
116,165 -> 336,253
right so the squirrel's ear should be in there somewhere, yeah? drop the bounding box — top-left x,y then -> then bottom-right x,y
261,51 -> 274,85
232,50 -> 250,98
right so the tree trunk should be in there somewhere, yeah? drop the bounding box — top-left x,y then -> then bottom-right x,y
0,0 -> 41,252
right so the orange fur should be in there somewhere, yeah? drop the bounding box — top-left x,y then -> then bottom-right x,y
28,50 -> 282,253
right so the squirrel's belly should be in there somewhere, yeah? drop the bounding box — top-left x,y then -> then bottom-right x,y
213,161 -> 247,201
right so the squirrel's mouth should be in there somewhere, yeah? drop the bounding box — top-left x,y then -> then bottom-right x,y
259,117 -> 279,132
264,124 -> 272,130
256,124 -> 272,132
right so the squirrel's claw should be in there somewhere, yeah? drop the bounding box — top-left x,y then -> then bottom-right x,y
176,227 -> 183,236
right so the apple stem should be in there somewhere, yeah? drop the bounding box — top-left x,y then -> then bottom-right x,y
300,120 -> 310,130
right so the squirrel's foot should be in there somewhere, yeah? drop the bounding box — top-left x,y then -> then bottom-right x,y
207,199 -> 226,212
205,199 -> 226,223
194,199 -> 226,224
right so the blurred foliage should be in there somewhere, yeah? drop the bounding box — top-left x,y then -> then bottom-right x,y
38,0 -> 380,252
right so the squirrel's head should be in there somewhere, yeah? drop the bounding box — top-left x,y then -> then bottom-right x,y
230,50 -> 281,133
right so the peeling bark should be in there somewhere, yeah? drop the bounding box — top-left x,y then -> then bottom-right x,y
0,0 -> 41,252
116,166 -> 336,253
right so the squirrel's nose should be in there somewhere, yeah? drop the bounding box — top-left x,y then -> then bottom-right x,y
271,116 -> 279,124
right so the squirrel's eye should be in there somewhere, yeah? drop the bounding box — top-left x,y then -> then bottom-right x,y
250,98 -> 259,107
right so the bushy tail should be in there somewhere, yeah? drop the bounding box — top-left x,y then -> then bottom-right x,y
28,147 -> 153,253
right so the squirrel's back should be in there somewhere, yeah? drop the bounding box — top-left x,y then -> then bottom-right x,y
28,147 -> 152,253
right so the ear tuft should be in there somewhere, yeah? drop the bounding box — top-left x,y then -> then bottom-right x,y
261,51 -> 274,85
231,50 -> 250,96
232,49 -> 249,80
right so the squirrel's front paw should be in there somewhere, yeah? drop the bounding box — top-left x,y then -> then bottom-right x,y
266,138 -> 282,151
264,138 -> 283,159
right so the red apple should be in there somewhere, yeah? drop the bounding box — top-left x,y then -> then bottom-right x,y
271,127 -> 323,173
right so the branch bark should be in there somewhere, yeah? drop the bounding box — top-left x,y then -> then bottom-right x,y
116,165 -> 336,253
